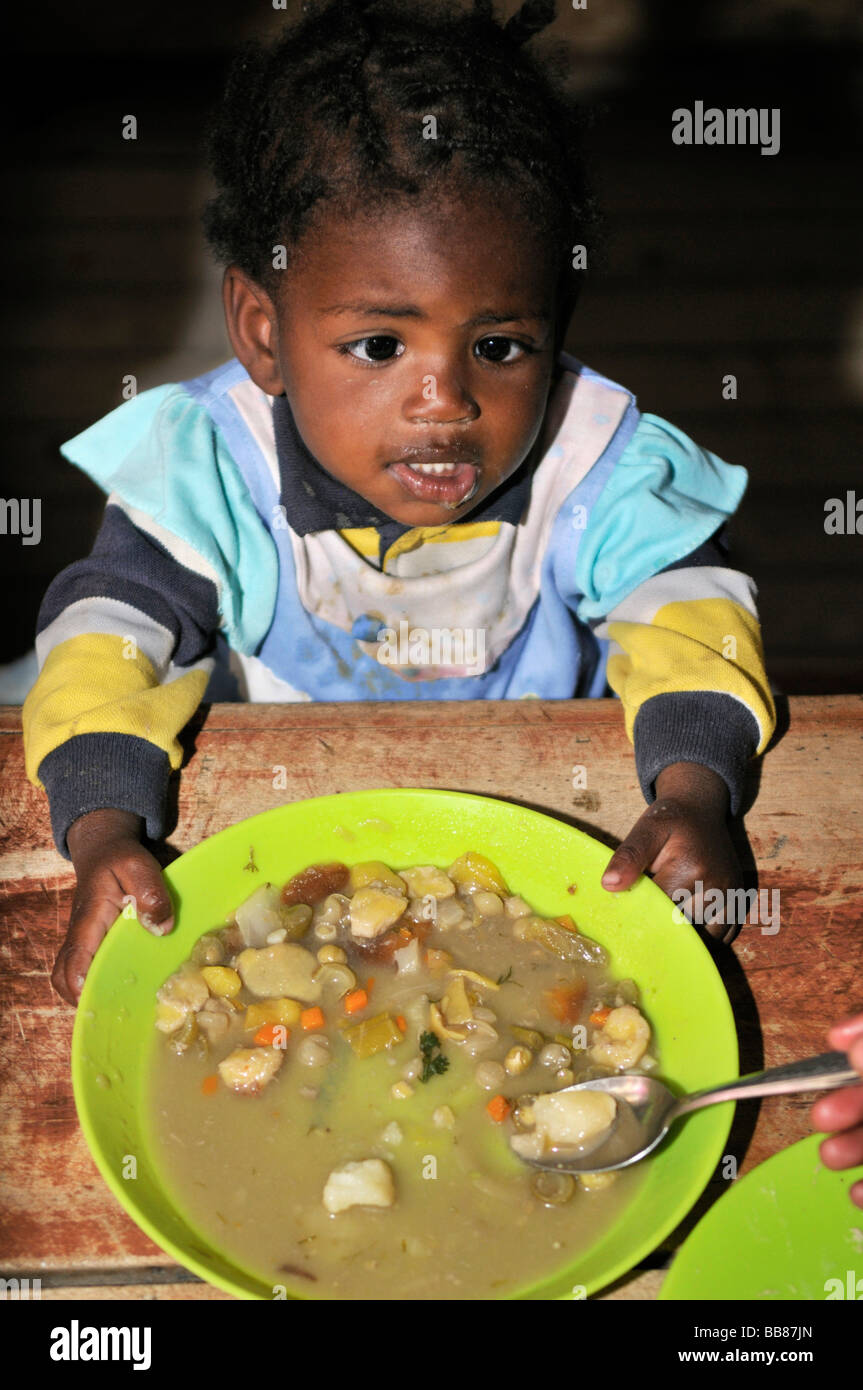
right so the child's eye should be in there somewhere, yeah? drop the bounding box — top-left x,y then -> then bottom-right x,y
475,336 -> 534,364
337,336 -> 404,364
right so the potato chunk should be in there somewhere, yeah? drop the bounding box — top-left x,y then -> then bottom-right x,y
201,966 -> 242,998
398,865 -> 456,899
349,887 -> 407,939
342,1013 -> 403,1059
155,963 -> 210,1033
589,1005 -> 650,1071
448,852 -> 509,896
530,1090 -> 617,1151
435,897 -> 469,931
578,1170 -> 618,1191
439,975 -> 474,1025
348,860 -> 406,895
218,1046 -> 284,1095
197,999 -> 235,1045
322,1158 -> 395,1214
236,944 -> 321,1002
244,997 -> 303,1031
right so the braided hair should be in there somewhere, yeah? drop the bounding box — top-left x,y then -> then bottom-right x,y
202,0 -> 602,345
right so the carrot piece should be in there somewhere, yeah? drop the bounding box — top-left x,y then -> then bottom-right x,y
589,1006 -> 612,1028
486,1094 -> 511,1124
254,1021 -> 291,1047
201,1074 -> 219,1096
395,1014 -> 407,1032
556,914 -> 577,931
547,982 -> 587,1024
343,989 -> 368,1016
300,1007 -> 325,1031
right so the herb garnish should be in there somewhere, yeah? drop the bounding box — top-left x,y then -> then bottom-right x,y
496,966 -> 513,985
419,1030 -> 449,1083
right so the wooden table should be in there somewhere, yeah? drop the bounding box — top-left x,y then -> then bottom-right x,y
1,695 -> 861,1300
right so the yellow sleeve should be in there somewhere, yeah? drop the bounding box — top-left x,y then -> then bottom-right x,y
23,632 -> 211,790
605,591 -> 775,755
591,565 -> 776,813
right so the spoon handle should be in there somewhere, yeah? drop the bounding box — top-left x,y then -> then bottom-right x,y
674,1050 -> 860,1117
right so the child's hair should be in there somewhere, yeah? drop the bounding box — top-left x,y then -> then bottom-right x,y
202,0 -> 603,350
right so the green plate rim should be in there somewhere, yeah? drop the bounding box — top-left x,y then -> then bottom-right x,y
657,1131 -> 863,1301
71,787 -> 738,1300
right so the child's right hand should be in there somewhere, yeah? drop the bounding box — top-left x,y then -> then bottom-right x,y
810,1013 -> 863,1209
55,808 -> 175,1006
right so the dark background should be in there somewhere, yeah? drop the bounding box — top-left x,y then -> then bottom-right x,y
2,0 -> 862,691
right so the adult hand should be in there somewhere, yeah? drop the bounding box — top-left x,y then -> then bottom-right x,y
811,1013 -> 863,1210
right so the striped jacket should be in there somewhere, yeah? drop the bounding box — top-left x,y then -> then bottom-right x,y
23,352 -> 776,857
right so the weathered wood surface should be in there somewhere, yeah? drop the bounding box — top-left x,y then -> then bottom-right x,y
1,695 -> 861,1297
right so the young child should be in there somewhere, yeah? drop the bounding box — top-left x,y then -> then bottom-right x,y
23,0 -> 775,1005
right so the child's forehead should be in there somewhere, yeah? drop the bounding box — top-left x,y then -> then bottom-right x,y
279,190 -> 558,311
309,182 -> 546,250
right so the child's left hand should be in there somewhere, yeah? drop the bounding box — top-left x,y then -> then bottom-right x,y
600,761 -> 742,942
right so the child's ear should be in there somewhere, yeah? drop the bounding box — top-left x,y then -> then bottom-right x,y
222,265 -> 285,395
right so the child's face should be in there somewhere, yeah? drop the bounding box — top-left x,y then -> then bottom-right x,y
225,190 -> 561,526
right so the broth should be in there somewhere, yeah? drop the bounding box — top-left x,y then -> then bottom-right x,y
148,856 -> 657,1299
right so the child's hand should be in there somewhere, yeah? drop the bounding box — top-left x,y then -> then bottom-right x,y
54,808 -> 175,1006
811,1014 -> 863,1209
600,761 -> 742,942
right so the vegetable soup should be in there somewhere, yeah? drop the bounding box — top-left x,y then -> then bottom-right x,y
148,853 -> 658,1298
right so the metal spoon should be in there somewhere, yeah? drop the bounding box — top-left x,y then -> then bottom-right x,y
522,1050 -> 860,1174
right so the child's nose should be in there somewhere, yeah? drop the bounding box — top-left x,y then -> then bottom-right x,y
402,365 -> 480,424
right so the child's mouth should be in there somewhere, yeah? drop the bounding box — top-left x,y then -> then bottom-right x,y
387,460 -> 479,508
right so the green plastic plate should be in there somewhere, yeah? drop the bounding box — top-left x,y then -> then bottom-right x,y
659,1132 -> 863,1300
71,788 -> 737,1299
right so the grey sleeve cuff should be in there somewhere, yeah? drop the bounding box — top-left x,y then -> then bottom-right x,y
632,691 -> 760,817
37,733 -> 173,860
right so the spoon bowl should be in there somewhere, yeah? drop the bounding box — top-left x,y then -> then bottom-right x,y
521,1051 -> 860,1175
